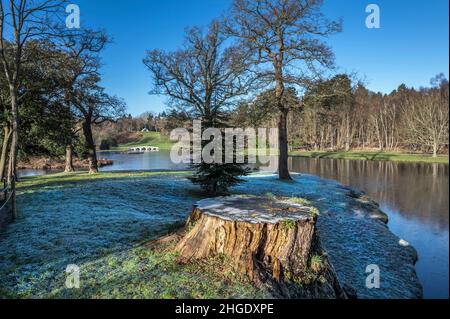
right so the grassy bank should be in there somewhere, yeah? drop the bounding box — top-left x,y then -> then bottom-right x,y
106,132 -> 175,152
17,171 -> 188,190
290,150 -> 449,164
1,171 -> 268,299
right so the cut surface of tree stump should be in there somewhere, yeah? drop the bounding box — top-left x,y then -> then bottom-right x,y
176,195 -> 345,298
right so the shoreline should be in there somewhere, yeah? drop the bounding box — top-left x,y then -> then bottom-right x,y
17,157 -> 114,171
290,150 -> 449,164
103,131 -> 448,165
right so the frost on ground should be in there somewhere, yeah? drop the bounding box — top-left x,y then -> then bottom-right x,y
0,172 -> 422,299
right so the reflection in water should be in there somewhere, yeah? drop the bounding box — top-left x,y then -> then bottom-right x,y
288,157 -> 449,299
289,158 -> 449,231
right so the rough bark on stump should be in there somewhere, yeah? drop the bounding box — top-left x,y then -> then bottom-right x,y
176,195 -> 346,299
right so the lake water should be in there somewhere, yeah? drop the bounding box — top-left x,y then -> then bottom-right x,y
288,157 -> 449,299
100,151 -> 187,172
18,151 -> 449,299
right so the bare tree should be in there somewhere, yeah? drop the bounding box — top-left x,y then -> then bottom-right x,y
144,20 -> 252,126
301,74 -> 355,151
225,0 -> 341,179
0,0 -> 66,183
402,80 -> 449,157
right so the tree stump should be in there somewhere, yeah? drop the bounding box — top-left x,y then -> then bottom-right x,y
176,195 -> 346,299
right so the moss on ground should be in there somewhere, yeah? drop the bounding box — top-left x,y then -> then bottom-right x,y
264,194 -> 320,218
309,255 -> 325,274
288,197 -> 311,206
309,207 -> 320,217
280,219 -> 296,231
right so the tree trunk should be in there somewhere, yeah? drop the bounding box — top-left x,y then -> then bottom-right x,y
278,108 -> 291,180
433,143 -> 438,158
64,144 -> 75,173
0,125 -> 11,182
63,90 -> 75,173
176,195 -> 345,299
345,115 -> 351,152
7,144 -> 16,183
82,121 -> 98,174
274,64 -> 291,180
7,87 -> 19,184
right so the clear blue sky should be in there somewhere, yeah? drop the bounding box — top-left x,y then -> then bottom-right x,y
75,0 -> 449,116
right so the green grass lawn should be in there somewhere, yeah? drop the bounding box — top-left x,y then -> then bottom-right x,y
108,132 -> 176,152
290,150 -> 449,164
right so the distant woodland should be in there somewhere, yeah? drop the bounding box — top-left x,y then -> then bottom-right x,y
96,73 -> 449,157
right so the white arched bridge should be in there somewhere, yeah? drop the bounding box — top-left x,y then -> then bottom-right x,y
128,146 -> 160,153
